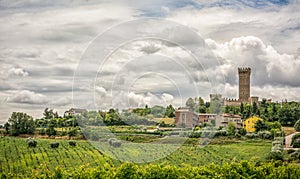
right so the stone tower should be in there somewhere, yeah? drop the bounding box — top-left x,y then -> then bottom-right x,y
238,67 -> 251,102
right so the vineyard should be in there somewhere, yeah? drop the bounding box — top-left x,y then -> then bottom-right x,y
0,136 -> 274,177
0,137 -> 120,177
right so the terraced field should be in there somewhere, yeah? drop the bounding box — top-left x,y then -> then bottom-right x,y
0,136 -> 272,176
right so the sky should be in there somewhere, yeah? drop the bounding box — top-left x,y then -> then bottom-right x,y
0,0 -> 299,123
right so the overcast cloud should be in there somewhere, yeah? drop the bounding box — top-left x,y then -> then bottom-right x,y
0,0 -> 299,123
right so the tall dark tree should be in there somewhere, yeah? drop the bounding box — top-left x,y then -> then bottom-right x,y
4,122 -> 10,134
164,104 -> 175,118
43,108 -> 58,120
254,120 -> 268,132
240,103 -> 244,118
252,102 -> 258,115
8,112 -> 35,136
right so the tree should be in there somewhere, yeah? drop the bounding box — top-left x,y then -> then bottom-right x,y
295,119 -> 300,132
254,120 -> 268,132
46,118 -> 57,136
198,97 -> 204,106
225,105 -> 230,113
243,104 -> 252,119
8,112 -> 35,136
186,98 -> 196,111
252,102 -> 258,115
165,104 -> 175,118
210,96 -> 223,114
43,108 -> 58,120
68,128 -> 78,139
240,103 -> 244,116
227,122 -> 236,136
151,106 -> 165,118
279,103 -> 299,126
4,122 -> 10,135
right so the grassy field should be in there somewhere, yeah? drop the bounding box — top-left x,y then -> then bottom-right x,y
0,136 -> 271,176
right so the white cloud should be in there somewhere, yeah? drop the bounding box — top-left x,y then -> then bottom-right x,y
206,36 -> 300,87
95,86 -> 107,97
50,96 -> 72,106
8,67 -> 29,77
161,93 -> 174,104
0,0 -> 300,122
6,90 -> 49,104
127,92 -> 174,107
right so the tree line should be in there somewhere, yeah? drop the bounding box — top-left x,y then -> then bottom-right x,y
0,105 -> 176,136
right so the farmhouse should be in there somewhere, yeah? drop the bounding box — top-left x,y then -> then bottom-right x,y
64,108 -> 87,116
215,113 -> 243,129
243,116 -> 263,132
174,107 -> 198,128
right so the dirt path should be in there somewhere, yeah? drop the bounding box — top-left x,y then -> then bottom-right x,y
285,132 -> 300,148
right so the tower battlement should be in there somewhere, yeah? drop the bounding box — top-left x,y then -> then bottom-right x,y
238,67 -> 251,74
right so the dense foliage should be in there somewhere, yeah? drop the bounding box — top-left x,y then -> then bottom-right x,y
225,100 -> 300,126
294,119 -> 300,132
6,112 -> 35,136
1,160 -> 299,179
0,136 -> 272,177
291,133 -> 300,148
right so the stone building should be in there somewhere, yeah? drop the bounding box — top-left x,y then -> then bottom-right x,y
174,107 -> 198,128
64,108 -> 87,116
224,67 -> 259,106
238,67 -> 251,102
198,113 -> 217,125
216,113 -> 243,128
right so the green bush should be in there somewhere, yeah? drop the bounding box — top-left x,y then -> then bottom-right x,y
267,151 -> 284,161
69,140 -> 76,147
108,138 -> 122,147
20,161 -> 300,178
245,133 -> 259,139
290,150 -> 300,160
27,138 -> 37,148
50,142 -> 59,149
291,133 -> 300,148
294,119 -> 300,132
258,131 -> 273,140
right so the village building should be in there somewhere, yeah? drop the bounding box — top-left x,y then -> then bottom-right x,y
223,67 -> 259,106
174,107 -> 198,128
215,113 -> 243,129
64,108 -> 87,116
243,116 -> 263,132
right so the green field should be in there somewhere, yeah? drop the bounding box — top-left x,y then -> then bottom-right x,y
0,136 -> 272,177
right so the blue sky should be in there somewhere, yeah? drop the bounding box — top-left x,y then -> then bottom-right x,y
0,0 -> 299,123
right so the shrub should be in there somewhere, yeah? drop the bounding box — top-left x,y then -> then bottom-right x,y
267,151 -> 284,161
291,133 -> 300,148
245,133 -> 259,139
215,130 -> 227,137
190,131 -> 202,138
179,131 -> 191,137
294,119 -> 300,132
235,133 -> 241,138
237,128 -> 246,136
50,142 -> 59,148
258,131 -> 273,140
290,150 -> 300,160
272,140 -> 282,146
90,132 -> 100,141
108,138 -> 122,147
69,140 -> 76,147
27,138 -> 37,148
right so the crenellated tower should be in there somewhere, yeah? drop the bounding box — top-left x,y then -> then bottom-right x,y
238,67 -> 251,102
